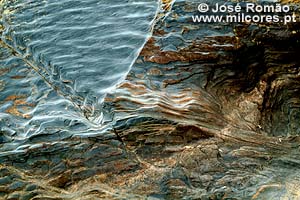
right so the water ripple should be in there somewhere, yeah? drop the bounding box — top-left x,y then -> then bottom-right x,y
0,0 -> 159,153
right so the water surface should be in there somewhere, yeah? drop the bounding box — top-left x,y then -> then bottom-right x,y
0,0 -> 158,154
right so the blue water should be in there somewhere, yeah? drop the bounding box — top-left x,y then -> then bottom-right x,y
0,0 -> 159,154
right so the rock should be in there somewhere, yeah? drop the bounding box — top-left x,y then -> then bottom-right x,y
0,0 -> 300,199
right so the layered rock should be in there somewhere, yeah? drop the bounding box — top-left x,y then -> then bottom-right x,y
1,0 -> 300,199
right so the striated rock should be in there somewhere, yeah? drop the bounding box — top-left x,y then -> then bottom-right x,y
0,0 -> 300,199
100,0 -> 300,199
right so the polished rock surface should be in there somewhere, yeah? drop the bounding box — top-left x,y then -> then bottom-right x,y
1,0 -> 300,199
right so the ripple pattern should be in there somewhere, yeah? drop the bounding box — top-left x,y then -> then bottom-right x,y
0,0 -> 159,153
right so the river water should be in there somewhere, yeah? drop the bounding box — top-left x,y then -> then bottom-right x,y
0,0 -> 159,154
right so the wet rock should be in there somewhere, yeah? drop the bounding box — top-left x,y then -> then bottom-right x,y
0,0 -> 300,199
8,181 -> 26,191
24,184 -> 38,192
0,176 -> 12,185
20,192 -> 39,200
7,193 -> 20,200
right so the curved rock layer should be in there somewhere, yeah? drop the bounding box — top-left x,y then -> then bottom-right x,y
1,0 -> 300,199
